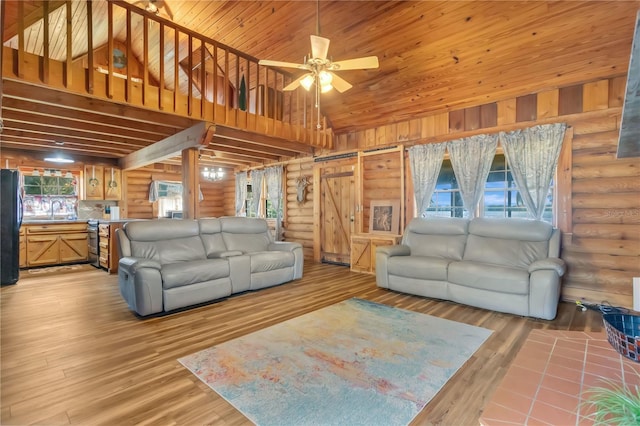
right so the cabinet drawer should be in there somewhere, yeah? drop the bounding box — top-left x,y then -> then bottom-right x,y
99,259 -> 109,269
99,241 -> 109,250
26,223 -> 87,234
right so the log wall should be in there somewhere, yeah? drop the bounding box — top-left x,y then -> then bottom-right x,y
326,75 -> 639,309
283,159 -> 315,260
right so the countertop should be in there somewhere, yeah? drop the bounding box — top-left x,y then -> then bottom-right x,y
22,219 -> 89,225
98,219 -> 148,224
22,219 -> 146,225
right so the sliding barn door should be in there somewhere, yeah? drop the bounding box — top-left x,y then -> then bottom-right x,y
316,162 -> 356,265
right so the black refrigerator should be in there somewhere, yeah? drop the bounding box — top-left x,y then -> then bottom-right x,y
1,169 -> 23,285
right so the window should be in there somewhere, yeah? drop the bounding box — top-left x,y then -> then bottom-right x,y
424,155 -> 554,222
244,181 -> 282,219
150,181 -> 182,218
22,171 -> 79,220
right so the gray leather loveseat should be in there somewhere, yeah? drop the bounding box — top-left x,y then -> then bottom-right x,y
376,217 -> 565,320
116,217 -> 303,316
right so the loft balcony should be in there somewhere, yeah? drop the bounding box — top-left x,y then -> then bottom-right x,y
1,0 -> 333,169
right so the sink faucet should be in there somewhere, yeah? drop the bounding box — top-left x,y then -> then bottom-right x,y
50,198 -> 64,219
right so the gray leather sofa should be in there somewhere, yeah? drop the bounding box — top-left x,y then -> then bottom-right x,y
376,217 -> 565,320
116,217 -> 303,316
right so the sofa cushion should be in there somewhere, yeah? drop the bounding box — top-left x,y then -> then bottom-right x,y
402,217 -> 469,260
463,218 -> 552,269
250,251 -> 295,273
448,260 -> 529,295
388,256 -> 450,281
126,220 -> 207,263
220,217 -> 271,253
161,259 -> 229,289
198,218 -> 228,257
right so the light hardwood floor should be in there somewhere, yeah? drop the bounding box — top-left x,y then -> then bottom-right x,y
1,262 -> 603,425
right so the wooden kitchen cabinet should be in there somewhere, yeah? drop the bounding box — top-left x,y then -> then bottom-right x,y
83,165 -> 121,201
350,234 -> 402,274
84,165 -> 104,200
98,222 -> 125,273
104,167 -> 122,201
26,234 -> 59,266
24,223 -> 88,267
19,227 -> 26,268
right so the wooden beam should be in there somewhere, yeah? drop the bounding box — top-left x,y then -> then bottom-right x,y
119,122 -> 214,170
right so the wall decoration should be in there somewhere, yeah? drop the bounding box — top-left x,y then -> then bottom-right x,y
295,175 -> 310,204
369,200 -> 400,235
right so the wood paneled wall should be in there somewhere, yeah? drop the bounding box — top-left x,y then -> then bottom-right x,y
122,167 -> 232,219
324,75 -> 639,309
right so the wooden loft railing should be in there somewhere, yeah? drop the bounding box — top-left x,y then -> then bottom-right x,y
1,0 -> 333,148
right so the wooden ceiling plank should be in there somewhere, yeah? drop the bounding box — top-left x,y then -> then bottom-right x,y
2,108 -> 168,142
2,0 -> 66,43
2,118 -> 150,148
215,125 -> 315,154
1,96 -> 183,137
206,145 -> 280,161
2,79 -> 196,129
210,137 -> 298,158
119,121 -> 214,170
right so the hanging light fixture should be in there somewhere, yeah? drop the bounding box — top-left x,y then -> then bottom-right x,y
201,167 -> 225,181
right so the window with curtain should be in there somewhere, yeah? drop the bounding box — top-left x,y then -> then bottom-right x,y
244,180 -> 282,219
149,180 -> 182,218
423,155 -> 554,222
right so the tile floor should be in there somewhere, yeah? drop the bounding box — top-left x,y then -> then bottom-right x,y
480,330 -> 640,425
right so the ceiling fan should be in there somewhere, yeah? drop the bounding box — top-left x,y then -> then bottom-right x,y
258,1 -> 379,96
133,0 -> 173,20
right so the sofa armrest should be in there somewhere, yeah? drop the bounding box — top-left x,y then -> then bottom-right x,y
208,250 -> 244,258
118,257 -> 163,316
267,242 -> 304,280
528,258 -> 566,276
119,257 -> 161,273
377,245 -> 411,257
268,241 -> 302,252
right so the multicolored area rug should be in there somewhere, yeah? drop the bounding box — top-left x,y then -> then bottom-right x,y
179,298 -> 493,426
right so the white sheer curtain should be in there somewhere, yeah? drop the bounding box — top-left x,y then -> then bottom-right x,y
408,142 -> 447,217
264,165 -> 283,240
500,123 -> 566,220
249,169 -> 265,218
447,134 -> 498,218
235,172 -> 248,216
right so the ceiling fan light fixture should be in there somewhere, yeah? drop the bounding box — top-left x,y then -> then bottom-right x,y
318,70 -> 333,85
320,83 -> 333,93
300,74 -> 315,91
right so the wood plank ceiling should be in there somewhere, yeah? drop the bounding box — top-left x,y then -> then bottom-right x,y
1,0 -> 639,169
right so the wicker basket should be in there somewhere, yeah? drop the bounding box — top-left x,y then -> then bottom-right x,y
603,313 -> 640,363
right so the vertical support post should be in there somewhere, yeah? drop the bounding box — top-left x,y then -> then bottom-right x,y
125,8 -> 132,102
143,15 -> 149,106
187,34 -> 192,116
17,0 -> 25,78
107,1 -> 114,99
158,22 -> 164,110
181,148 -> 200,220
64,1 -> 73,88
86,0 -> 94,94
42,1 -> 50,84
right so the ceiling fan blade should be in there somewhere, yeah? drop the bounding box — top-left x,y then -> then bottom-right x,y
283,74 -> 310,91
310,35 -> 330,60
158,0 -> 173,20
259,59 -> 308,70
331,56 -> 379,71
330,73 -> 353,93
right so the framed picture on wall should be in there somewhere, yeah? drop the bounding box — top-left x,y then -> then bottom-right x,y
369,200 -> 400,235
